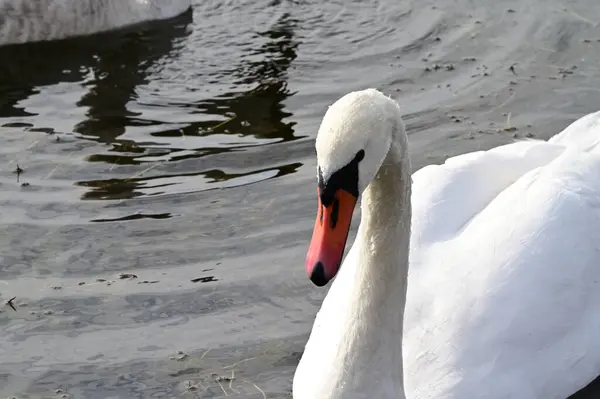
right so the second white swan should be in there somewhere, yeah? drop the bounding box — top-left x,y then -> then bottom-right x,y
0,0 -> 192,46
293,88 -> 600,398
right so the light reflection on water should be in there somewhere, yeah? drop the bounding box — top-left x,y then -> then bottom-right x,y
2,0 -> 600,397
0,7 -> 303,202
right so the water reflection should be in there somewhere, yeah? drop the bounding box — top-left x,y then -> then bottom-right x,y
82,11 -> 302,200
78,162 -> 302,201
173,11 -> 301,143
72,25 -> 194,144
0,12 -> 193,123
0,10 -> 302,201
91,212 -> 173,223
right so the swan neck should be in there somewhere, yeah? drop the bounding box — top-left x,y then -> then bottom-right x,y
361,138 -> 412,251
360,131 -> 412,281
351,134 -> 412,397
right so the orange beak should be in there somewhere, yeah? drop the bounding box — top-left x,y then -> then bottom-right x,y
305,188 -> 358,286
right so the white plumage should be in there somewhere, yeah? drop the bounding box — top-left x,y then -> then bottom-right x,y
0,0 -> 191,46
294,88 -> 600,398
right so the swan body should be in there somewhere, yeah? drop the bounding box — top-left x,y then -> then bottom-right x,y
294,88 -> 600,398
0,0 -> 191,46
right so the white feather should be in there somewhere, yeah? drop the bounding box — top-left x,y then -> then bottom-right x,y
0,0 -> 191,46
294,88 -> 600,399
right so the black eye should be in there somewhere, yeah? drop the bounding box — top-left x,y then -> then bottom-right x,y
330,197 -> 340,229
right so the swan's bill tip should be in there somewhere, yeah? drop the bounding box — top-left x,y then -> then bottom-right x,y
309,262 -> 328,287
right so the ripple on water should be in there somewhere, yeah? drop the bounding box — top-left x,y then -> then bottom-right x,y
0,3 -> 304,205
3,0 -> 600,397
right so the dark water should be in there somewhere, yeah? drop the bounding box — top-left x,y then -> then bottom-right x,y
2,0 -> 600,397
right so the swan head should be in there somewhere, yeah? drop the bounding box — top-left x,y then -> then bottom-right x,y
306,88 -> 404,286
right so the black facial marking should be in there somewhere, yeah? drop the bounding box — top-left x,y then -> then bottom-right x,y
319,203 -> 324,225
330,198 -> 339,228
318,149 -> 364,206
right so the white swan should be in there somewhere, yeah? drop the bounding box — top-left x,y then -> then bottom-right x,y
0,0 -> 191,46
293,88 -> 600,399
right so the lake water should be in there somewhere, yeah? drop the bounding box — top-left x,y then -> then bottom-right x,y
1,0 -> 600,397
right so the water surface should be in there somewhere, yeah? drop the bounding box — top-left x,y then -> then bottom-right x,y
2,0 -> 600,397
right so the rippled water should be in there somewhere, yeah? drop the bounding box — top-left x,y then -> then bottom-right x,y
2,0 -> 600,397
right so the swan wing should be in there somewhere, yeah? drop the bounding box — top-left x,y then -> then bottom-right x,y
549,110 -> 600,151
410,139 -> 564,248
405,113 -> 600,398
410,110 -> 600,250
